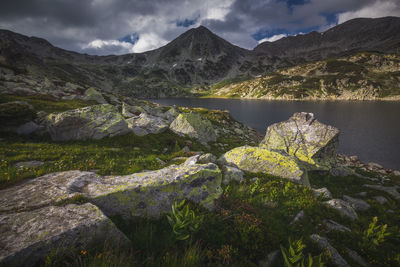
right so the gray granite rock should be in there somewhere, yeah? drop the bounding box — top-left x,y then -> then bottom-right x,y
310,234 -> 350,267
324,199 -> 358,220
343,195 -> 371,211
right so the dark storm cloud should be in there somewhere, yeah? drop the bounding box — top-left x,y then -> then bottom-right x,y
0,0 -> 398,55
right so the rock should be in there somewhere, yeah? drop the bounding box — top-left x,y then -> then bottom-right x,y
170,112 -> 216,143
330,166 -> 354,177
122,102 -> 145,117
16,121 -> 39,135
259,250 -> 281,267
127,113 -> 168,134
0,203 -> 131,266
366,162 -> 383,170
373,196 -> 388,204
0,162 -> 222,220
0,171 -> 99,213
363,184 -> 400,199
87,162 -> 222,219
181,146 -> 190,152
313,187 -> 332,199
82,87 -> 107,104
356,192 -> 368,197
310,234 -> 350,267
234,128 -> 244,135
46,104 -> 130,141
349,155 -> 359,162
130,126 -> 148,136
392,170 -> 400,176
343,195 -> 371,211
260,112 -> 339,168
198,153 -> 217,164
222,166 -> 244,185
162,107 -> 180,123
220,146 -> 308,185
324,199 -> 358,220
290,210 -> 304,224
155,158 -> 166,165
323,219 -> 351,232
346,249 -> 372,267
14,161 -> 44,169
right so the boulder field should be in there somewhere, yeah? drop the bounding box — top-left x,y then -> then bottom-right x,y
1,103 -> 399,266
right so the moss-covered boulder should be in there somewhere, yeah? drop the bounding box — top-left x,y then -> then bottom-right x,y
170,112 -> 216,143
0,157 -> 222,220
0,203 -> 131,266
260,112 -> 339,168
82,87 -> 107,104
220,146 -> 307,185
87,158 -> 222,219
45,104 -> 130,141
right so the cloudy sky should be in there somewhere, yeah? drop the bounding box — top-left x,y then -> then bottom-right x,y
1,0 -> 399,55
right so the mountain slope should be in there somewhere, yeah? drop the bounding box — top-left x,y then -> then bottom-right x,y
0,17 -> 400,98
210,52 -> 400,100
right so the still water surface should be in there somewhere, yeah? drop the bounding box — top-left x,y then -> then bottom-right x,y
150,98 -> 400,170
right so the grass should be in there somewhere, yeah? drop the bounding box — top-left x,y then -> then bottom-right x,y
0,131 -> 203,189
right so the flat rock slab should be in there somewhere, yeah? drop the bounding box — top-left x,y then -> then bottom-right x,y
0,171 -> 99,213
87,159 -> 222,219
0,158 -> 222,220
310,234 -> 350,267
343,195 -> 370,211
260,112 -> 339,168
14,160 -> 44,169
220,145 -> 307,185
363,184 -> 400,199
323,219 -> 351,232
0,203 -> 130,267
127,113 -> 168,135
324,199 -> 358,221
46,104 -> 130,141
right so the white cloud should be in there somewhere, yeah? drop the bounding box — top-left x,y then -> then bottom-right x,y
131,33 -> 168,53
258,33 -> 287,43
81,39 -> 134,55
338,0 -> 400,24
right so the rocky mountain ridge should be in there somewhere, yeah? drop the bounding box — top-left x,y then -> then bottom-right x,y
1,17 -> 399,98
210,52 -> 400,100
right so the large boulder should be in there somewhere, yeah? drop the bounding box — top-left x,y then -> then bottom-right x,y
45,104 -> 130,141
0,158 -> 222,219
219,146 -> 308,185
82,87 -> 107,104
260,112 -> 339,168
170,112 -> 217,143
0,203 -> 130,266
126,113 -> 169,135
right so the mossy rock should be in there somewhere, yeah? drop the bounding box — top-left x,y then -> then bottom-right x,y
220,145 -> 308,185
170,112 -> 216,143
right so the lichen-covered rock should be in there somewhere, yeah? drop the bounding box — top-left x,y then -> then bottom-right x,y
310,234 -> 350,267
343,195 -> 370,211
0,171 -> 99,213
324,199 -> 358,220
0,161 -> 222,220
220,146 -> 308,185
127,113 -> 168,135
312,187 -> 332,199
222,166 -> 244,185
162,107 -> 180,123
260,112 -> 339,168
122,102 -> 145,118
170,112 -> 216,143
15,160 -> 44,169
0,203 -> 130,267
198,153 -> 217,164
45,104 -> 130,141
82,87 -> 107,104
87,161 -> 222,219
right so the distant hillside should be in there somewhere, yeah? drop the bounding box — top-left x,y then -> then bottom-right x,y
0,17 -> 400,98
209,53 -> 400,100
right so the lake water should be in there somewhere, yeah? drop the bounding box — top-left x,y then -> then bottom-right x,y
150,98 -> 400,170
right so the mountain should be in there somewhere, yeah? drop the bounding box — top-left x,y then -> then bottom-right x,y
0,17 -> 399,98
209,52 -> 400,100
